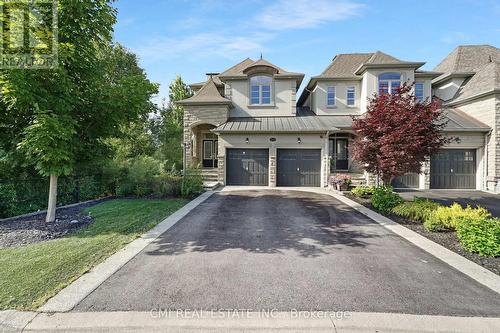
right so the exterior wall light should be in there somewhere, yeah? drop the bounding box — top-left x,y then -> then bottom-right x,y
297,137 -> 302,144
245,137 -> 249,144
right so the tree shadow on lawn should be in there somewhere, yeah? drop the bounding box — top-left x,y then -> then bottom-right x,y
146,190 -> 384,258
0,198 -> 187,248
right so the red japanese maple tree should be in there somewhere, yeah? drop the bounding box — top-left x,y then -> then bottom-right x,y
351,83 -> 452,185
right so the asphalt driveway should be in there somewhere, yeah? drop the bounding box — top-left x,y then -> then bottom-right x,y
398,190 -> 500,218
75,190 -> 500,316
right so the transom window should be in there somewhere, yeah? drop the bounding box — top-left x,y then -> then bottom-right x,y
250,75 -> 272,105
378,72 -> 401,95
346,87 -> 355,106
415,82 -> 424,102
327,86 -> 336,106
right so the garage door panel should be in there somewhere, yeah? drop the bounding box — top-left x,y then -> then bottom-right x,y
227,149 -> 269,186
277,149 -> 321,187
430,149 -> 476,189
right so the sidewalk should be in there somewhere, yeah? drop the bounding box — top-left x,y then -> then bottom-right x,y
2,310 -> 500,332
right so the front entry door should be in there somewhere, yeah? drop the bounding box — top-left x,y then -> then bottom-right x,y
202,140 -> 218,168
330,138 -> 349,171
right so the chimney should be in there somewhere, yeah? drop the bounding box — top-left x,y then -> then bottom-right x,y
206,72 -> 219,79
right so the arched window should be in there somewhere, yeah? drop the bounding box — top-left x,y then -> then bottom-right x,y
378,73 -> 401,95
250,75 -> 272,105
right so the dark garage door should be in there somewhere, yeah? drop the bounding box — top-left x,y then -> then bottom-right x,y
277,149 -> 321,187
431,149 -> 476,189
226,149 -> 269,186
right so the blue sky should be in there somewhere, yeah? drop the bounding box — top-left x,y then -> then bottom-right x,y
113,0 -> 500,102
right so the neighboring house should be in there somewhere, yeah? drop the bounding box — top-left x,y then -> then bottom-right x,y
178,45 -> 499,191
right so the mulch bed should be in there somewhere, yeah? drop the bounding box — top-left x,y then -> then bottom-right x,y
345,193 -> 500,275
0,199 -> 109,248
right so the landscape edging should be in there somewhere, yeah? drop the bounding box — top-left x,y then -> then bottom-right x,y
0,196 -> 114,223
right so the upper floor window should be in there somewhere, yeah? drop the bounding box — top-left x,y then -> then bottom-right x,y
378,72 -> 401,95
327,86 -> 336,106
415,82 -> 424,102
346,87 -> 355,106
250,75 -> 272,105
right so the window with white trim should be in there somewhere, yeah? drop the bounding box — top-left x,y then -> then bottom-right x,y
378,73 -> 401,95
250,75 -> 272,105
327,86 -> 336,106
415,82 -> 424,102
346,87 -> 355,106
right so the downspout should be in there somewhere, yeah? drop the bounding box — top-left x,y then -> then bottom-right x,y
182,143 -> 187,176
484,130 -> 491,191
325,130 -> 330,187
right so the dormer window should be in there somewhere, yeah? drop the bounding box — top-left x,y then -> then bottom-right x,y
250,75 -> 272,105
378,73 -> 401,95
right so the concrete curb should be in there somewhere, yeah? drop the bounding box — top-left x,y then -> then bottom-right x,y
0,310 -> 38,333
38,191 -> 215,313
221,186 -> 500,295
15,311 -> 500,332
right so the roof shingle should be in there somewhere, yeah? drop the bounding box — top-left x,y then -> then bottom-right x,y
177,76 -> 231,105
434,45 -> 500,73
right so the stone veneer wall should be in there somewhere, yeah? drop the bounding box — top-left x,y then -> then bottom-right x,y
183,104 -> 229,168
456,95 -> 499,191
269,156 -> 277,187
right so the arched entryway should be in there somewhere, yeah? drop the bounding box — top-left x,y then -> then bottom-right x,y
189,123 -> 218,168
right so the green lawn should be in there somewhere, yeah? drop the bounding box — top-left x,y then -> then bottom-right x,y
0,198 -> 188,310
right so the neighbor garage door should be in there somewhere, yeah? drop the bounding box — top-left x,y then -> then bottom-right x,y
430,149 -> 476,189
277,149 -> 321,187
226,149 -> 269,186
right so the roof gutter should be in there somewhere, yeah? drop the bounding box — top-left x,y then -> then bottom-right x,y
432,72 -> 475,85
354,62 -> 426,75
176,100 -> 232,106
444,89 -> 500,107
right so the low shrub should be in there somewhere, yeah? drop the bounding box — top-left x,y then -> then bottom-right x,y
153,173 -> 182,197
181,168 -> 204,198
457,216 -> 500,257
391,198 -> 439,223
351,186 -> 376,198
371,186 -> 404,213
424,203 -> 491,232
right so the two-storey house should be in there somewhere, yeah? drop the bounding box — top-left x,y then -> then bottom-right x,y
178,45 -> 498,191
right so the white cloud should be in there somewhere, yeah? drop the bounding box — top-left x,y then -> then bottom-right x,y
134,32 -> 269,62
257,0 -> 365,30
441,32 -> 470,44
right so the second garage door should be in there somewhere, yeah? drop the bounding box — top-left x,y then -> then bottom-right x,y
430,149 -> 476,189
226,149 -> 269,186
277,149 -> 321,187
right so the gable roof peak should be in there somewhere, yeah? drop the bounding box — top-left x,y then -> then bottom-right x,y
177,76 -> 231,105
366,50 -> 404,64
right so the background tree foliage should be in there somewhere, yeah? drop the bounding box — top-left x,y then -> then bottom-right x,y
0,0 -> 158,220
152,76 -> 192,172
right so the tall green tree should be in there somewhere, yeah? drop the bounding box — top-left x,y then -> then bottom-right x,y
0,1 -> 158,222
154,76 -> 192,171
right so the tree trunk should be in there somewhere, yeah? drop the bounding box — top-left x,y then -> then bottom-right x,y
46,174 -> 58,223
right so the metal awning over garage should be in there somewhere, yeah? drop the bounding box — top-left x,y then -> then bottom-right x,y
213,107 -> 490,134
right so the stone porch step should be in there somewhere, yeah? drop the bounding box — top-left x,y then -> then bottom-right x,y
201,169 -> 219,182
203,181 -> 221,190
